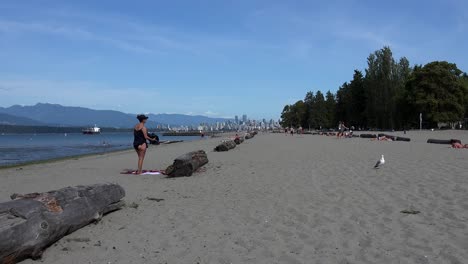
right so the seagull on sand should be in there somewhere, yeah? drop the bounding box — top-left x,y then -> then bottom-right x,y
374,155 -> 385,169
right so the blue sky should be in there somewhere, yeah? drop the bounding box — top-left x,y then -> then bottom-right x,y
0,0 -> 467,119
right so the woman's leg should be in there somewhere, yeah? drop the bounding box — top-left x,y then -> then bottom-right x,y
137,144 -> 147,174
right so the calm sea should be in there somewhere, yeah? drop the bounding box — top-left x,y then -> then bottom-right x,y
0,132 -> 201,166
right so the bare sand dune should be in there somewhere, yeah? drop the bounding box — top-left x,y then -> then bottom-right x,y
1,131 -> 467,264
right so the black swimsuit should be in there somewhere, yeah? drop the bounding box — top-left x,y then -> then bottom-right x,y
133,129 -> 147,150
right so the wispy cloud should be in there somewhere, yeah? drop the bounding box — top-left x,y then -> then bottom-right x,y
245,4 -> 397,59
0,78 -> 160,111
0,5 -> 270,58
334,28 -> 394,47
0,20 -> 159,54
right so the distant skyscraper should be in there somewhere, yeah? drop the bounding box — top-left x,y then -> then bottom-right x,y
235,115 -> 239,124
242,114 -> 247,123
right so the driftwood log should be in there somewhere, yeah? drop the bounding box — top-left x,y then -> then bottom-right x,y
0,183 -> 125,264
427,138 -> 461,144
377,133 -> 411,142
360,134 -> 377,138
214,140 -> 236,151
234,137 -> 244,145
166,150 -> 208,177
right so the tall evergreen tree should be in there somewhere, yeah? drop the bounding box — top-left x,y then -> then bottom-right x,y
335,82 -> 350,126
304,91 -> 315,129
311,91 -> 327,129
348,70 -> 366,127
363,47 -> 411,129
461,73 -> 468,119
325,90 -> 336,128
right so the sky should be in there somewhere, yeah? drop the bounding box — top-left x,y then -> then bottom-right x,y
0,0 -> 467,119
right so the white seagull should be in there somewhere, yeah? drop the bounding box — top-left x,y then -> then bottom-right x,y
374,155 -> 385,169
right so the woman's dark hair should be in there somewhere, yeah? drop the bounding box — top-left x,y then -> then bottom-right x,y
137,114 -> 149,122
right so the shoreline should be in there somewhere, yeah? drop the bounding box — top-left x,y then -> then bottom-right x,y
0,147 -> 135,170
0,132 -> 236,169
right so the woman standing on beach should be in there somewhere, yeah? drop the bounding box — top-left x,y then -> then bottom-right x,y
134,114 -> 157,174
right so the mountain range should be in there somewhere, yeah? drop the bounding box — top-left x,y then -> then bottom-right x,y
0,113 -> 47,126
0,103 -> 231,128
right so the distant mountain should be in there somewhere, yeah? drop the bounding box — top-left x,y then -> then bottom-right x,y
0,103 -> 157,128
0,113 -> 46,126
148,113 -> 231,126
0,103 -> 232,128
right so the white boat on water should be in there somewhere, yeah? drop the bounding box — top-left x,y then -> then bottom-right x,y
82,125 -> 101,134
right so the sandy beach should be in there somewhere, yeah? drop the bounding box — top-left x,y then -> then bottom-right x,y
1,130 -> 468,264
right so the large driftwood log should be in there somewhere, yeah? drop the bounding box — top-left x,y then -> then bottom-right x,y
377,133 -> 411,142
214,140 -> 236,151
427,138 -> 461,144
0,183 -> 125,264
166,150 -> 209,177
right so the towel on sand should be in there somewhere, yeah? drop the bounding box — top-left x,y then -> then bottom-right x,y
120,169 -> 165,175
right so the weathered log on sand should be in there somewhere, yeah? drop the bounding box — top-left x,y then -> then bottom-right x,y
234,137 -> 244,145
165,150 -> 209,177
0,183 -> 125,264
377,133 -> 411,142
214,140 -> 236,151
427,138 -> 461,144
360,133 -> 377,138
245,133 -> 254,140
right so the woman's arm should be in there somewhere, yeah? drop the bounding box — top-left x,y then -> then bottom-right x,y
142,127 -> 156,141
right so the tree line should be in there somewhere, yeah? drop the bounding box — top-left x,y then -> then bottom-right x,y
281,46 -> 468,130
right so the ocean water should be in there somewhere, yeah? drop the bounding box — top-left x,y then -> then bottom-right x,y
0,132 -> 201,166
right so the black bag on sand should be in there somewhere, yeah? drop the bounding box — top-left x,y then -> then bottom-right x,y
148,133 -> 160,145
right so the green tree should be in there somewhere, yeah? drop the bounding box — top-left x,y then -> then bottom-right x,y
325,90 -> 336,128
280,101 -> 307,128
312,91 -> 327,129
393,57 -> 412,129
335,82 -> 350,126
304,91 -> 315,129
461,73 -> 468,119
294,100 -> 307,128
348,70 -> 366,127
406,61 -> 466,127
364,47 -> 411,129
280,105 -> 292,127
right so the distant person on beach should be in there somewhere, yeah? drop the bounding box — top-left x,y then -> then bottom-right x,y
337,121 -> 348,138
133,114 -> 157,174
348,126 -> 355,137
290,128 -> 294,136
